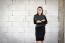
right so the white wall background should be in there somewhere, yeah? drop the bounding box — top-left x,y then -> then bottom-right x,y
0,0 -> 58,43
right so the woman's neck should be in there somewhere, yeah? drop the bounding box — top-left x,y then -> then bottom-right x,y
38,14 -> 41,16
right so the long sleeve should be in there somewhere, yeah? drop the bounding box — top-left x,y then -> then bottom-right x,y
33,15 -> 37,24
33,15 -> 42,24
42,15 -> 48,24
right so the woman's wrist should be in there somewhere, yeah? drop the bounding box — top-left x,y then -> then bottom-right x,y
36,20 -> 42,23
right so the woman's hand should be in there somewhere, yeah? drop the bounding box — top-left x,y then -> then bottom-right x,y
41,19 -> 45,22
36,20 -> 42,23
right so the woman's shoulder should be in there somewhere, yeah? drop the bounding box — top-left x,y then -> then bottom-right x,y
42,15 -> 46,16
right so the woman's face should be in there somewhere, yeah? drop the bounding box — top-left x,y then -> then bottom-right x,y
37,8 -> 42,15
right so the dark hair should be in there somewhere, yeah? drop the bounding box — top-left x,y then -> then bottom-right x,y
36,6 -> 43,15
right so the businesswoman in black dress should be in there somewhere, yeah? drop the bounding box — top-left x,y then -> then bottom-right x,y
33,6 -> 48,43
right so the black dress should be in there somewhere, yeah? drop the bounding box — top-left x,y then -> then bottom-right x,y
33,14 -> 48,41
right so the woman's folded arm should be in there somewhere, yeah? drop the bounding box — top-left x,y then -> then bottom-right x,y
42,15 -> 48,24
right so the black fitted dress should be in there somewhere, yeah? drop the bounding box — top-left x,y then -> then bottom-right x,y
33,14 -> 48,41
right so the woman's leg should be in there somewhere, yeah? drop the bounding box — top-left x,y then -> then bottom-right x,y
41,41 -> 43,43
36,41 -> 38,43
36,41 -> 42,43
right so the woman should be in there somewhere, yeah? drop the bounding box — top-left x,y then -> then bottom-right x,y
33,6 -> 48,43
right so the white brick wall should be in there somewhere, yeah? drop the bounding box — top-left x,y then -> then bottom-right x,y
0,0 -> 58,43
